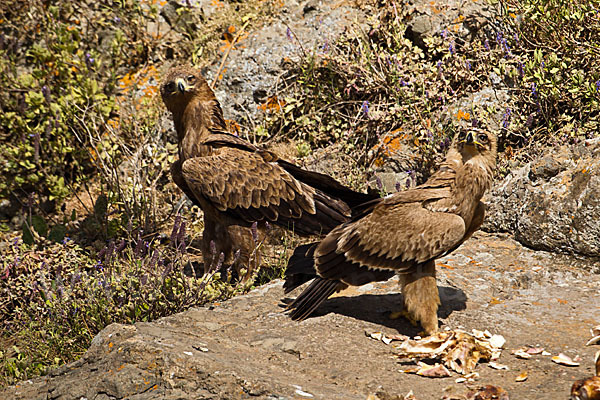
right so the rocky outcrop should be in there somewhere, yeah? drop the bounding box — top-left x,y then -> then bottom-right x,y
483,138 -> 600,258
3,232 -> 599,399
208,1 -> 370,127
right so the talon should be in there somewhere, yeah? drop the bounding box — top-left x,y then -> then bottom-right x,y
389,310 -> 419,327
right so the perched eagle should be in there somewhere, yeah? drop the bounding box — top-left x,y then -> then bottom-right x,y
160,66 -> 377,278
284,129 -> 497,335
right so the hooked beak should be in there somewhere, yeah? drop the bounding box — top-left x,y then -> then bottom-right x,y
460,131 -> 485,147
174,78 -> 188,94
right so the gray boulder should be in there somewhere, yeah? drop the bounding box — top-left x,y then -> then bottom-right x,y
483,138 -> 600,257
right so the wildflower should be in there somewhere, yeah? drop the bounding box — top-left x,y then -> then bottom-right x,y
286,27 -> 293,42
441,29 -> 448,39
525,114 -> 533,127
465,60 -> 471,70
400,78 -> 409,86
375,175 -> 383,190
251,221 -> 258,243
496,31 -> 503,43
361,100 -> 369,116
41,85 -> 51,103
596,80 -> 600,92
484,39 -> 490,51
517,62 -> 524,78
113,16 -> 121,23
531,82 -> 537,96
449,42 -> 455,55
502,108 -> 511,129
320,40 -> 329,53
471,118 -> 479,127
395,182 -> 401,192
171,215 -> 181,245
85,52 -> 94,67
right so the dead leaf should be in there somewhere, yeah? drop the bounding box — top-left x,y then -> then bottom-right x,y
489,361 -> 509,370
416,363 -> 451,378
394,330 -> 499,375
552,353 -> 580,367
466,385 -> 509,400
516,371 -> 528,382
526,347 -> 544,355
512,349 -> 532,359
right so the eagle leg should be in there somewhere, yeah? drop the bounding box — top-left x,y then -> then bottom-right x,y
398,260 -> 440,336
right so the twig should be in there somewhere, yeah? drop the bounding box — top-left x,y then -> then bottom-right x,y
211,21 -> 250,90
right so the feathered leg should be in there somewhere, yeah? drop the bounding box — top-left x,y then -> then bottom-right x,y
398,260 -> 440,335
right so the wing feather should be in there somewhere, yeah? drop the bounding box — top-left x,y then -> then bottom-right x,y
314,201 -> 466,279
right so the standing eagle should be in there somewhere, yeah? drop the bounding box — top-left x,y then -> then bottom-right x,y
160,66 -> 377,278
284,129 -> 497,335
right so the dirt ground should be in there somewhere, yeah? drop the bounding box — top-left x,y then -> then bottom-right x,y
3,232 -> 599,399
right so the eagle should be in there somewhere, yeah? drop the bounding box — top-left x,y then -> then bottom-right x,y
283,129 -> 497,335
160,66 -> 378,279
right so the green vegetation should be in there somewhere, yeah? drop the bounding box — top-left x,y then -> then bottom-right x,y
268,1 -> 600,178
0,0 -> 598,387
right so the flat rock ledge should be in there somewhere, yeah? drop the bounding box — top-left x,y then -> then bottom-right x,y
3,233 -> 599,400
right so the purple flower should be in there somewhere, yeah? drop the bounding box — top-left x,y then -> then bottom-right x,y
496,31 -> 503,43
465,60 -> 471,70
41,85 -> 51,103
517,62 -> 524,78
361,101 -> 369,116
531,82 -> 537,96
251,221 -> 258,243
395,182 -> 401,192
502,108 -> 511,129
484,39 -> 490,51
286,27 -> 293,42
375,175 -> 382,190
526,114 -> 534,127
449,42 -> 455,55
441,29 -> 448,39
85,53 -> 94,67
596,80 -> 600,92
113,16 -> 121,23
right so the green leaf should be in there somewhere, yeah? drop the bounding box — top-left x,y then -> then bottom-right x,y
94,194 -> 108,220
22,222 -> 34,245
48,224 -> 66,243
31,215 -> 48,237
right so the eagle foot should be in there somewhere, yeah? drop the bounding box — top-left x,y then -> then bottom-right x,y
389,309 -> 419,327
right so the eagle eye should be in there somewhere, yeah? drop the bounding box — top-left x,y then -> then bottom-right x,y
187,75 -> 196,83
478,134 -> 489,143
165,82 -> 175,93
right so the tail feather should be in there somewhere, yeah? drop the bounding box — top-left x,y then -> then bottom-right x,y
283,243 -> 318,294
286,278 -> 345,321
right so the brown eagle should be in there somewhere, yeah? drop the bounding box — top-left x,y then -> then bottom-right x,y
160,66 -> 377,279
284,129 -> 497,335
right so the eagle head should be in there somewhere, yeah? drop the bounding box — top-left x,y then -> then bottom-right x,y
160,66 -> 214,114
455,128 -> 497,163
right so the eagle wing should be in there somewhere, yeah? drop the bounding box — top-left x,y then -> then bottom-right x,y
315,199 -> 466,281
285,197 -> 467,320
181,147 -> 351,235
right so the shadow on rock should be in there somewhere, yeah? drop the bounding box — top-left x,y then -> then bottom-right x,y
282,285 -> 467,334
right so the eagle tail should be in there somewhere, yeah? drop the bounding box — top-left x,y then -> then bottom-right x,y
286,278 -> 345,321
283,243 -> 318,293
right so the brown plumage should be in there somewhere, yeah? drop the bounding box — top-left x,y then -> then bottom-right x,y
284,129 -> 497,335
160,65 -> 377,279
571,351 -> 600,400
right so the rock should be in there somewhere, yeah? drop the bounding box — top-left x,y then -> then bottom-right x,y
2,232 -> 599,399
208,1 -> 368,127
403,0 -> 495,50
483,138 -> 600,257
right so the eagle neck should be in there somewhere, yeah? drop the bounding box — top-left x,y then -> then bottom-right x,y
451,157 -> 493,225
177,99 -> 215,161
